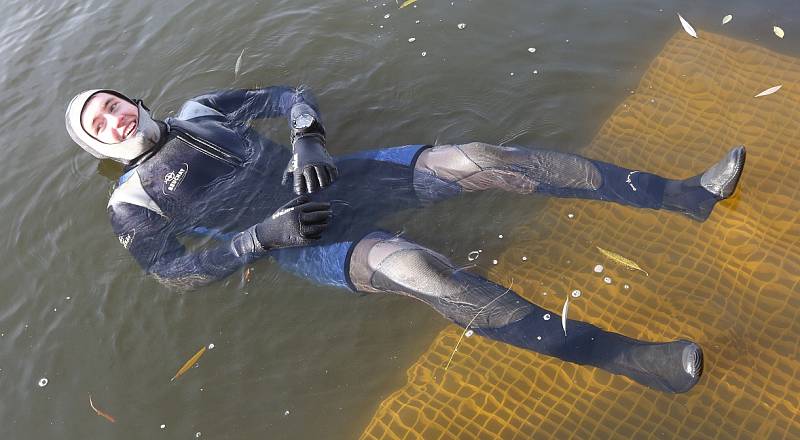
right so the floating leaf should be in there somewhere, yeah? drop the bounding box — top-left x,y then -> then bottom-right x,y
754,85 -> 782,97
561,297 -> 569,336
596,246 -> 649,276
399,0 -> 417,8
88,394 -> 116,424
677,13 -> 698,38
234,49 -> 245,79
774,26 -> 785,39
722,15 -> 732,25
171,346 -> 207,382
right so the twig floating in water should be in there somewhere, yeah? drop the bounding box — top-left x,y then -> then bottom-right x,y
171,346 -> 207,382
88,393 -> 116,423
442,280 -> 513,381
596,246 -> 649,277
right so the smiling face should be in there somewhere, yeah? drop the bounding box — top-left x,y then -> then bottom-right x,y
80,92 -> 139,144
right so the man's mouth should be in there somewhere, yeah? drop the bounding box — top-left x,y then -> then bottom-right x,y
123,121 -> 137,140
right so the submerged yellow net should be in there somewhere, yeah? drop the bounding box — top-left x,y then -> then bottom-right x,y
361,31 -> 800,439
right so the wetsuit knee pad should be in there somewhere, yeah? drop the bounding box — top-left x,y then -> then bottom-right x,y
349,231 -> 533,328
414,143 -> 602,194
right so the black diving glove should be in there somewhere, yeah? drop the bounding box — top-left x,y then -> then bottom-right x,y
231,195 -> 332,258
282,103 -> 339,195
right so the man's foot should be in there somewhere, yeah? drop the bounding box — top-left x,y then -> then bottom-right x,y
663,146 -> 746,221
701,145 -> 746,199
607,340 -> 704,393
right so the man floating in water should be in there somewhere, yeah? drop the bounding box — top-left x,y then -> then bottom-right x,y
65,86 -> 745,393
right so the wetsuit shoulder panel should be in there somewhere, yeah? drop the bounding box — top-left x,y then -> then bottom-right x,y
108,169 -> 165,217
177,100 -> 225,121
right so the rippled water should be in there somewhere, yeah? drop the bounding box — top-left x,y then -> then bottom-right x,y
1,1 -> 798,438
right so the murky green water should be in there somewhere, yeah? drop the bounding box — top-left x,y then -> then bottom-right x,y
1,1 -> 798,439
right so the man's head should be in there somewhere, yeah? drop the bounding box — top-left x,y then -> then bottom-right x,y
65,89 -> 163,164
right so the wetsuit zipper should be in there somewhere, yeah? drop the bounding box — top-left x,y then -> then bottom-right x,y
173,128 -> 244,168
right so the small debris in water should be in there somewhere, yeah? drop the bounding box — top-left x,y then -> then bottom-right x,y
522,256 -> 528,261
623,284 -> 630,290
408,37 -> 416,42
593,264 -> 604,273
492,259 -> 498,265
160,424 -> 166,429
510,72 -> 515,76
537,336 -> 542,340
38,377 -> 48,387
53,308 -> 57,312
528,47 -> 536,53
384,13 -> 391,19
284,410 -> 290,416
195,432 -> 202,438
533,70 -> 539,75
465,330 -> 474,337
415,20 -> 421,24
421,51 -> 427,57
66,297 -> 71,300
774,26 -> 785,39
603,277 -> 612,284
571,289 -> 581,298
457,23 -> 466,30
567,213 -> 574,219
543,314 -> 551,321
498,234 -> 504,239
467,251 -> 480,261
207,343 -> 215,350
543,292 -> 547,296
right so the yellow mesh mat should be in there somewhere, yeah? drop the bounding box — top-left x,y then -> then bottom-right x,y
360,31 -> 800,439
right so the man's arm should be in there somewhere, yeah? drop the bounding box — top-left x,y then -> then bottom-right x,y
187,86 -> 320,122
109,196 -> 332,291
110,203 -> 251,290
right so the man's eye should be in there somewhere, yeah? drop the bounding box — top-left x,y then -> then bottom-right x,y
110,103 -> 118,111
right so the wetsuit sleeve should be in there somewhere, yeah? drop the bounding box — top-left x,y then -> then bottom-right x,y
109,203 -> 255,290
190,86 -> 321,122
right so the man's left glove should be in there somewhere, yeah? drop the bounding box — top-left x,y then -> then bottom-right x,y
282,103 -> 339,195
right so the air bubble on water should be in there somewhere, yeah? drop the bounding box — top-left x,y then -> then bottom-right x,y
603,277 -> 612,284
38,377 -> 48,387
593,265 -> 604,273
467,251 -> 480,261
543,314 -> 551,320
571,290 -> 581,298
465,330 -> 474,337
492,259 -> 498,265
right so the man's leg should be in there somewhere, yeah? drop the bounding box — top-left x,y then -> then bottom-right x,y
349,231 -> 703,393
414,143 -> 745,221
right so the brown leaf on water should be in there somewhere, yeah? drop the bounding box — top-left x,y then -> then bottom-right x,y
171,346 -> 207,382
400,0 -> 418,8
88,393 -> 116,423
596,246 -> 649,276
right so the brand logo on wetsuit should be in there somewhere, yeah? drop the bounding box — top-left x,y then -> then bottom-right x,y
164,163 -> 189,193
118,229 -> 135,249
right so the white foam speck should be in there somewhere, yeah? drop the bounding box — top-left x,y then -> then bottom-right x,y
38,377 -> 48,387
457,23 -> 466,30
467,251 -> 480,261
543,314 -> 551,320
567,213 -> 574,219
537,336 -> 542,340
465,330 -> 474,337
593,264 -> 604,273
603,277 -> 612,284
571,290 -> 581,298
421,51 -> 427,57
624,284 -> 630,290
522,256 -> 528,261
384,13 -> 390,19
408,37 -> 416,42
208,343 -> 215,349
528,47 -> 536,53
160,424 -> 166,429
492,259 -> 498,265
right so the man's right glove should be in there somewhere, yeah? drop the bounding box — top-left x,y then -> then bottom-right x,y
231,195 -> 332,259
282,103 -> 339,195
